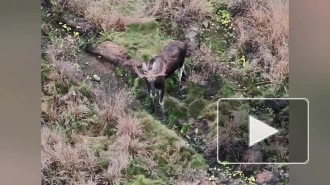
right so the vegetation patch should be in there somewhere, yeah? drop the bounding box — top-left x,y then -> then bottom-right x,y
60,0 -> 211,31
41,11 -> 210,184
107,22 -> 174,61
41,0 -> 290,184
224,0 -> 289,95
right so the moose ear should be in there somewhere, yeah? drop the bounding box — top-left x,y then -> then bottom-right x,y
142,63 -> 148,71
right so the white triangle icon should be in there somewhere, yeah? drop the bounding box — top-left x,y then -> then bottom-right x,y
249,116 -> 279,147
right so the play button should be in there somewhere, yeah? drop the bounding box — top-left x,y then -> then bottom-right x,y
249,116 -> 279,147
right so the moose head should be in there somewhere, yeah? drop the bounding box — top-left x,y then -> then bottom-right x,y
133,61 -> 168,98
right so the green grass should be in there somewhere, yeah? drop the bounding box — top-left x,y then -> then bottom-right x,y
96,21 -> 174,61
123,174 -> 167,185
134,111 -> 208,182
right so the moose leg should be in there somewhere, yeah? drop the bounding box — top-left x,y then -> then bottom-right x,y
159,87 -> 166,123
175,64 -> 185,98
146,82 -> 155,114
149,97 -> 156,114
149,93 -> 156,114
181,63 -> 187,82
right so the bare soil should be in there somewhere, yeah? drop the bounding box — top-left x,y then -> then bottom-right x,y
77,53 -> 127,96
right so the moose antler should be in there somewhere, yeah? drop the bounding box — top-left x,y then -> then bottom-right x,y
133,64 -> 146,78
155,62 -> 168,77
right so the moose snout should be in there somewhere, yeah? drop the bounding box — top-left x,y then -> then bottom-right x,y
148,81 -> 157,98
150,91 -> 157,98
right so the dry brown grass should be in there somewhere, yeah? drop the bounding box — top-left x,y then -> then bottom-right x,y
116,114 -> 143,138
218,109 -> 247,151
94,87 -> 135,134
187,42 -> 228,85
41,127 -> 98,184
41,34 -> 146,184
47,34 -> 81,61
102,111 -> 149,184
115,134 -> 149,156
41,32 -> 157,184
41,86 -> 97,130
269,136 -> 289,161
132,154 -> 160,178
76,178 -> 98,185
175,168 -> 210,185
43,44 -> 84,91
104,150 -> 131,185
42,83 -> 149,184
204,104 -> 249,163
42,35 -> 94,130
175,181 -> 206,185
218,0 -> 289,89
228,0 -> 289,86
58,0 -> 211,30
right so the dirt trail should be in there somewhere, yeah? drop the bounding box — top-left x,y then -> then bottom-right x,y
77,53 -> 128,95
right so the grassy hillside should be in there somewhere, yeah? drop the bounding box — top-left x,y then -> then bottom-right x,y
41,0 -> 289,184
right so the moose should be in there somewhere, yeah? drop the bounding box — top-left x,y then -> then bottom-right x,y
133,41 -> 188,122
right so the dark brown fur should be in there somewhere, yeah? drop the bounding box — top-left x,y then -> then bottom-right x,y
148,41 -> 187,90
134,41 -> 188,122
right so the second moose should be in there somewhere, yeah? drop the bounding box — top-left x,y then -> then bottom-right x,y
133,41 -> 188,122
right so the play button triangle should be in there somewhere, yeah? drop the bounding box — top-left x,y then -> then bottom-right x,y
249,116 -> 279,147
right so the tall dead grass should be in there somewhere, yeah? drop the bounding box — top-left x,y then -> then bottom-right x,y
188,42 -> 228,85
43,37 -> 84,92
42,39 -> 94,128
229,0 -> 289,85
101,111 -> 150,184
42,34 -> 149,184
175,169 -> 210,185
58,0 -> 211,30
204,104 -> 249,164
41,127 -> 98,184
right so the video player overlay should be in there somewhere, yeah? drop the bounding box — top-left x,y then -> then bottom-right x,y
217,98 -> 308,164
